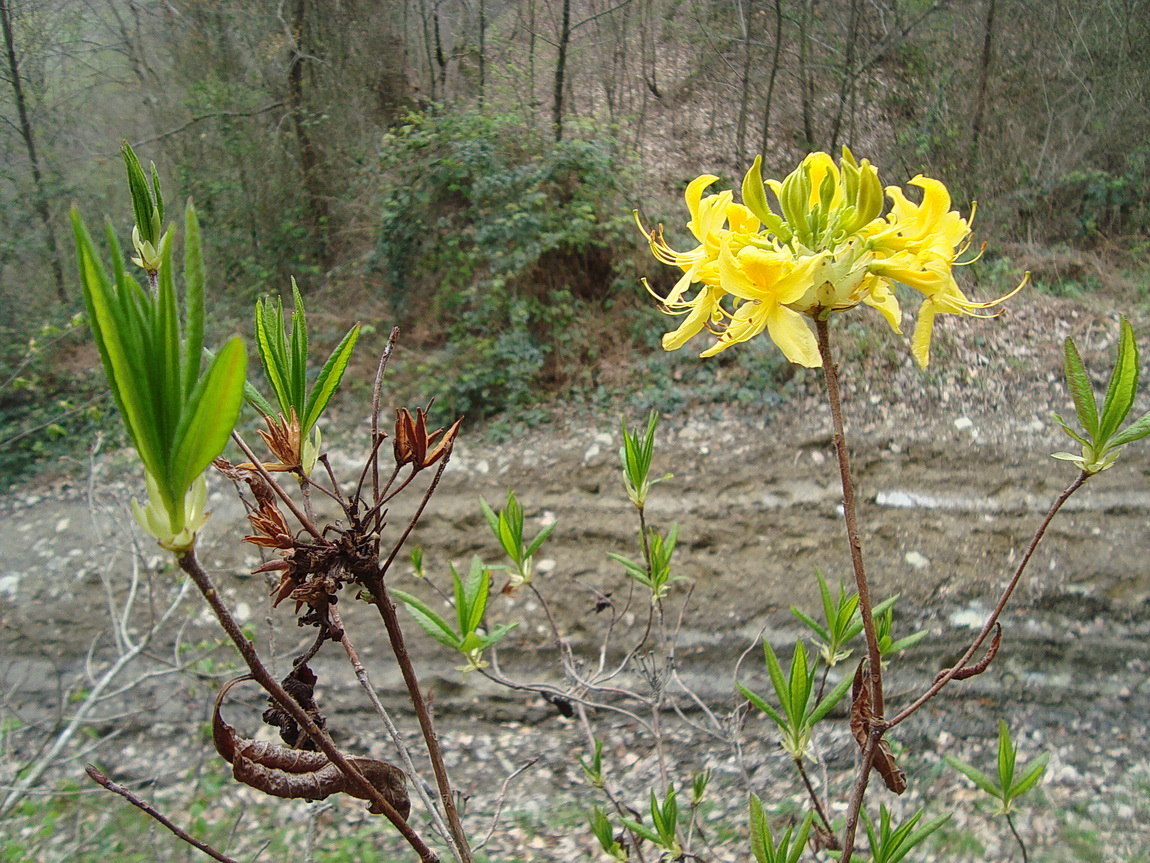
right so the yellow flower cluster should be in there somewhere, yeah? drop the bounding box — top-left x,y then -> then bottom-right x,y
640,150 -> 1023,367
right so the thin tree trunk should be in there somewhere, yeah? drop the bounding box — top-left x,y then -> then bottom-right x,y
759,0 -> 784,160
478,0 -> 486,104
797,0 -> 816,148
735,0 -> 755,165
829,0 -> 861,150
553,0 -> 571,141
433,1 -> 447,97
968,0 -> 998,171
288,0 -> 331,271
1,0 -> 65,302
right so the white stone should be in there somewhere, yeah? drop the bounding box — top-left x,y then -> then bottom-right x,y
0,574 -> 19,599
905,551 -> 930,570
954,416 -> 974,431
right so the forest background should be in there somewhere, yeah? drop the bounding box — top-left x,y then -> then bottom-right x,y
1,0 -> 1148,470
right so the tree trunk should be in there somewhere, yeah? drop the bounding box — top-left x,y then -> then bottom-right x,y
0,0 -> 65,302
735,0 -> 755,165
829,0 -> 862,151
287,0 -> 331,271
759,0 -> 784,161
797,0 -> 816,148
968,0 -> 998,172
552,0 -> 571,141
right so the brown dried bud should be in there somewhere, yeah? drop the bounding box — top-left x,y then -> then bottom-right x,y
849,660 -> 906,795
393,407 -> 463,471
244,499 -> 294,549
237,408 -> 303,473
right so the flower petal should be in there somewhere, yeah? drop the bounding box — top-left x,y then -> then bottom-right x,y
766,305 -> 821,367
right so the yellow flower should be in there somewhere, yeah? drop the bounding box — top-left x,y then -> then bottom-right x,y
703,240 -> 823,365
642,150 -> 1021,367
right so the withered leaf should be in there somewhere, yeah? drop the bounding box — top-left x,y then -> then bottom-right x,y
934,623 -> 1003,684
849,661 -> 907,795
214,677 -> 410,818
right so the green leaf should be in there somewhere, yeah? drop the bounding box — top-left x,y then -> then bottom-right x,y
791,607 -> 830,642
749,793 -> 774,863
997,720 -> 1017,790
1008,751 -> 1050,800
169,337 -> 247,507
737,682 -> 786,730
1108,410 -> 1150,448
255,296 -> 291,414
1052,413 -> 1091,447
122,143 -> 156,245
943,754 -> 1002,799
479,496 -> 500,538
289,278 -> 308,413
524,519 -> 557,559
302,322 -> 360,433
463,557 -> 490,635
477,622 -> 519,650
243,378 -> 278,416
182,202 -> 205,401
1098,317 -> 1139,442
809,670 -> 853,725
73,210 -> 162,479
787,640 -> 811,726
391,589 -> 462,650
1063,337 -> 1099,440
888,813 -> 950,863
762,640 -> 790,719
620,819 -> 661,845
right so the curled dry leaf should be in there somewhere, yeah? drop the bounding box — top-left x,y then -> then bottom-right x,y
850,661 -> 907,795
934,623 -> 1003,684
213,677 -> 410,818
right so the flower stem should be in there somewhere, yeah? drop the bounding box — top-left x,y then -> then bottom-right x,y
815,318 -> 884,714
815,317 -> 884,863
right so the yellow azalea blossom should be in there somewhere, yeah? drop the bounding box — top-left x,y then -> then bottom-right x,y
703,240 -> 823,364
640,149 -> 1023,367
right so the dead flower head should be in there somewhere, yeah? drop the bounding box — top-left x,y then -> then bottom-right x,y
237,407 -> 303,473
393,407 -> 463,471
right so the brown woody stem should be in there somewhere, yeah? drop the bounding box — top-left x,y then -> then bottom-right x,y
886,469 -> 1089,729
86,765 -> 240,863
363,451 -> 473,863
177,550 -> 439,863
815,317 -> 884,863
815,318 -> 884,715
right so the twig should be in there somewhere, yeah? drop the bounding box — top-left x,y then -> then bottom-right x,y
886,469 -> 1089,730
361,451 -> 473,862
1005,810 -> 1030,863
473,758 -> 539,851
794,757 -> 836,839
369,328 -> 401,502
838,725 -> 882,863
128,103 -> 285,148
575,701 -> 649,863
329,603 -> 455,850
85,765 -> 240,863
231,432 -> 325,539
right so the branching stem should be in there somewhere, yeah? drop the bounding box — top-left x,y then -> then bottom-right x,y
176,550 -> 439,862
